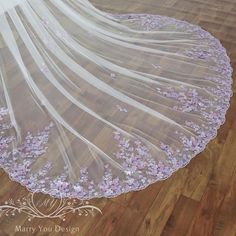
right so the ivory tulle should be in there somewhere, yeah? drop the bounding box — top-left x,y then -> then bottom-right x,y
0,0 -> 233,199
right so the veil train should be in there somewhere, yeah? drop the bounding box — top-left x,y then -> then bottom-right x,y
0,0 -> 232,199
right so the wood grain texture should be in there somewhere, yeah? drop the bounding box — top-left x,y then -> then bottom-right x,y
0,0 -> 236,235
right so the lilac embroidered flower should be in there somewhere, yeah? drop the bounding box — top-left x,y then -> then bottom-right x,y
110,73 -> 116,80
73,184 -> 84,193
184,47 -> 212,60
116,105 -> 128,113
40,63 -> 49,74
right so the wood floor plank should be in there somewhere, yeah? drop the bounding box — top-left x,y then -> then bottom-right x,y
161,195 -> 199,236
135,169 -> 188,236
214,167 -> 236,236
186,187 -> 225,236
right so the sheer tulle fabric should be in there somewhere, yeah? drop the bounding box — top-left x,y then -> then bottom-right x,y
0,0 -> 232,199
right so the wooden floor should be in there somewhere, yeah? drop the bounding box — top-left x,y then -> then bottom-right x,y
0,0 -> 236,235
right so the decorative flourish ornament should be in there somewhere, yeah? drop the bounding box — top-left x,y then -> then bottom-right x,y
0,192 -> 102,221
